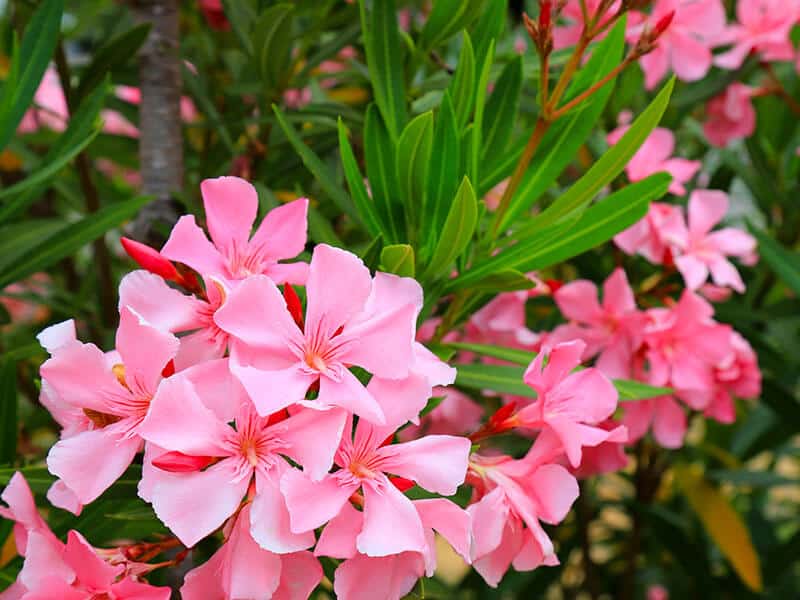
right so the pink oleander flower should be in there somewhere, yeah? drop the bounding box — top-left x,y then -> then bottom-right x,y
315,498 -> 471,600
215,244 -> 420,424
280,417 -> 470,558
631,0 -> 727,90
622,395 -> 688,449
119,270 -> 232,369
466,432 -> 578,587
714,0 -> 800,70
0,273 -> 50,326
554,1 -> 622,50
703,83 -> 756,147
39,308 -> 180,508
1,473 -> 169,600
161,176 -> 310,286
515,341 -> 625,467
137,370 -> 346,549
606,126 -> 701,195
648,585 -> 670,600
553,268 -> 645,379
571,419 -> 630,479
180,503 -> 322,600
283,87 -> 312,109
17,67 -> 68,133
465,290 -> 541,355
663,190 -> 757,293
614,202 -> 684,264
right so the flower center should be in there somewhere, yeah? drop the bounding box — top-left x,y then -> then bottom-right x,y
348,461 -> 376,479
304,352 -> 328,372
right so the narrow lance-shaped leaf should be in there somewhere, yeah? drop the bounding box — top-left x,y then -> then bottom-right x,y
338,118 -> 384,238
0,195 -> 150,289
482,55 -> 522,162
272,104 -> 359,222
528,76 -> 675,233
395,111 -> 434,240
0,0 -> 64,150
380,244 -> 415,277
446,32 -> 476,131
424,176 -> 477,280
470,39 -> 495,186
419,0 -> 486,50
254,4 -> 294,93
359,0 -> 407,139
364,104 -> 404,242
471,0 -> 504,68
423,91 -> 460,258
747,225 -> 800,296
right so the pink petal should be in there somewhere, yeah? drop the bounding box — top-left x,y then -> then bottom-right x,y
473,519 -> 524,588
214,274 -> 302,353
707,228 -> 756,257
173,329 -> 227,371
467,488 -> 510,559
318,369 -> 385,424
64,530 -> 123,590
250,472 -> 316,553
279,406 -> 347,480
46,480 -> 83,516
46,427 -> 140,505
118,270 -> 203,332
250,197 -> 309,261
358,480 -> 427,556
179,545 -> 226,599
368,373 -> 432,431
273,551 -> 323,600
182,358 -> 243,422
150,460 -> 249,547
264,261 -> 310,286
314,501 -> 363,559
305,244 -> 372,334
17,531 -> 71,592
668,30 -> 713,82
36,320 -> 76,354
527,464 -> 578,524
554,280 -> 603,324
333,552 -> 423,600
161,215 -> 226,277
688,190 -> 728,236
116,306 -> 179,395
708,257 -> 745,292
224,505 -> 283,600
414,498 -> 472,562
652,396 -> 687,448
0,472 -> 50,555
137,374 -> 232,456
554,368 -> 619,423
109,578 -> 171,600
675,254 -> 710,290
378,435 -> 470,495
525,340 -> 585,393
602,268 -> 636,314
640,44 -> 669,90
200,176 -> 258,251
232,361 -> 315,416
280,470 -> 358,533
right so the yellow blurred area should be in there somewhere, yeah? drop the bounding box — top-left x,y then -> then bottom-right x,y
0,532 -> 17,568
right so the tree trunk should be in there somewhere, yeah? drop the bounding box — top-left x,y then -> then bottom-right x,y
130,0 -> 183,245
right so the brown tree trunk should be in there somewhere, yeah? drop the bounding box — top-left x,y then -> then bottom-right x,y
130,0 -> 183,245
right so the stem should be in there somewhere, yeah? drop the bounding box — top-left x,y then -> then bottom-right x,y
54,44 -> 117,334
547,36 -> 590,112
552,55 -> 635,119
130,0 -> 184,246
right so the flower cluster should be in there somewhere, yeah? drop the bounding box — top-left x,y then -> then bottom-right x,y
2,177 -> 626,598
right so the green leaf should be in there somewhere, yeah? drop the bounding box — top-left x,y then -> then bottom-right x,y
221,0 -> 257,54
419,0 -> 486,50
449,173 -> 670,291
748,225 -> 800,296
482,55 -> 522,162
364,104 -> 403,242
0,359 -> 17,464
419,395 -> 445,419
0,465 -> 142,499
338,118 -> 384,238
0,195 -> 149,289
0,0 -> 64,151
614,379 -> 674,401
379,244 -> 415,277
470,39 -> 494,185
529,76 -> 675,233
470,269 -> 537,292
447,342 -> 535,366
254,4 -> 294,92
0,83 -> 107,222
470,0 -> 504,68
0,220 -> 65,274
455,363 -> 533,397
359,0 -> 407,139
272,104 -> 358,222
424,176 -> 477,280
423,92 -> 460,256
396,111 -> 433,236
493,18 -> 626,227
74,24 -> 150,102
446,32 -> 475,131
360,235 -> 384,271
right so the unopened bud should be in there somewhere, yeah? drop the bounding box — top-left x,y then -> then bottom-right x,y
653,10 -> 675,38
153,451 -> 216,473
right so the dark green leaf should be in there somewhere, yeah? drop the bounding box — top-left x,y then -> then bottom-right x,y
396,111 -> 433,235
419,0 -> 486,50
0,0 -> 64,151
359,0 -> 407,139
222,0 -> 257,54
254,4 -> 294,92
0,359 -> 17,464
748,225 -> 800,296
338,118 -> 384,238
482,55 -> 522,162
470,0 -> 504,68
364,104 -> 404,242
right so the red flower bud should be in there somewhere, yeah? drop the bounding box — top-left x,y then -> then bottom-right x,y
539,0 -> 552,30
653,10 -> 675,38
283,284 -> 304,331
153,451 -> 216,473
120,237 -> 182,284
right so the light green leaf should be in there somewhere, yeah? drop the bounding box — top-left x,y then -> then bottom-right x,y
380,244 -> 415,277
359,0 -> 407,139
396,111 -> 433,236
614,379 -> 674,401
424,176 -> 477,280
471,0 -> 504,68
470,40 -> 494,186
447,342 -> 535,366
